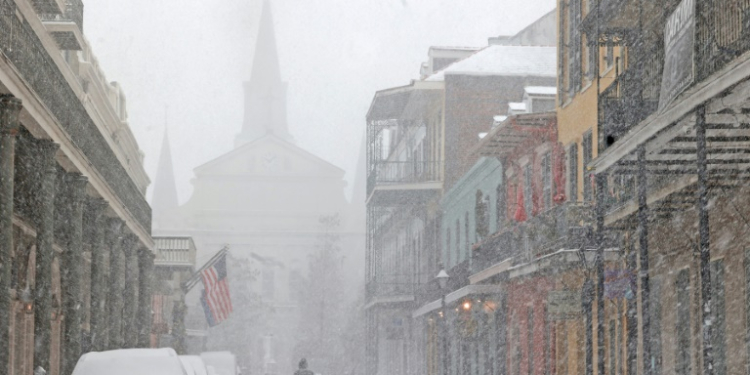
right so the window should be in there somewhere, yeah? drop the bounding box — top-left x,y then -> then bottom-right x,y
524,164 -> 533,215
675,269 -> 691,375
456,221 -> 461,264
566,0 -> 582,93
569,143 -> 578,203
542,152 -> 552,211
606,43 -> 614,69
465,212 -> 470,259
609,321 -> 616,375
711,260 -> 726,375
527,307 -> 534,375
446,229 -> 451,268
583,131 -> 593,202
496,183 -> 506,229
476,191 -> 489,240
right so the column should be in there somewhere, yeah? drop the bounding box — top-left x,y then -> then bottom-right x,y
595,173 -> 607,375
59,172 -> 87,375
28,138 -> 59,373
696,105 -> 714,375
106,219 -> 124,349
136,247 -> 154,348
122,235 -> 138,348
0,95 -> 21,375
85,198 -> 108,351
637,146 -> 652,375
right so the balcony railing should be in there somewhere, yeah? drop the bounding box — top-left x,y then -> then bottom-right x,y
696,0 -> 750,81
367,160 -> 441,197
154,237 -> 196,267
0,0 -> 152,232
472,203 -> 594,272
365,280 -> 415,303
598,56 -> 661,152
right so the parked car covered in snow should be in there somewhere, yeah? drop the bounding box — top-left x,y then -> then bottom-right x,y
72,348 -> 187,375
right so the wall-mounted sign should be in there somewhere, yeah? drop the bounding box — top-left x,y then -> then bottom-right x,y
548,290 -> 581,320
659,0 -> 695,110
604,269 -> 636,300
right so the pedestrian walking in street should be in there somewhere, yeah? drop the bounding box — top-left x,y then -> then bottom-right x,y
294,358 -> 314,375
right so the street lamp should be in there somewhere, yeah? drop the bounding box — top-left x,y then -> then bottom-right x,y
20,287 -> 33,315
436,269 -> 449,375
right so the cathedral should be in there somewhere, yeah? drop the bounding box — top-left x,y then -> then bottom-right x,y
150,1 -> 365,373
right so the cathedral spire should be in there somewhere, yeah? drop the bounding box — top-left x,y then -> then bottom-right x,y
152,126 -> 179,230
235,0 -> 292,148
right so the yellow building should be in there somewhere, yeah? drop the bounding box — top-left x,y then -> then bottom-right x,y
555,1 -> 636,375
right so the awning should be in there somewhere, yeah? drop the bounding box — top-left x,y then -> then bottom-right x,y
475,112 -> 556,158
412,284 -> 503,318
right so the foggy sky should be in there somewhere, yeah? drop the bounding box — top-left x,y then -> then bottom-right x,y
82,0 -> 556,204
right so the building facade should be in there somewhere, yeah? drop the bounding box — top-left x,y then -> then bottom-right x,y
365,12 -> 559,375
0,0 -> 156,374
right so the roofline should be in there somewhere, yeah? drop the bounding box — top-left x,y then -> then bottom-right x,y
502,7 -> 557,43
365,80 -> 444,121
192,134 -> 346,176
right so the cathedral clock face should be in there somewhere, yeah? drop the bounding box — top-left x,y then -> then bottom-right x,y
262,152 -> 280,171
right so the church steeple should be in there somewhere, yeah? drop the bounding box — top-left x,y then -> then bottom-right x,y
152,127 -> 179,230
235,0 -> 292,148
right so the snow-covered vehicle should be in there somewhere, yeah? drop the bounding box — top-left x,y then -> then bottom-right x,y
179,355 -> 210,375
200,352 -> 237,375
72,348 -> 187,375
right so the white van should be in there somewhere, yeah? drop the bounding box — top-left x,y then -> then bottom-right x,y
72,348 -> 187,375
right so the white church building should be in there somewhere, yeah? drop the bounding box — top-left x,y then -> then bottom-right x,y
150,1 -> 366,373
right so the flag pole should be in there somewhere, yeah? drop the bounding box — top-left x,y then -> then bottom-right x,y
181,245 -> 229,293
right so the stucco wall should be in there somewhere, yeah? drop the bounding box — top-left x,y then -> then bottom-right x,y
441,157 -> 503,270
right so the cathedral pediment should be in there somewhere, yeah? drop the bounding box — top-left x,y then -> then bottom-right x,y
193,134 -> 345,179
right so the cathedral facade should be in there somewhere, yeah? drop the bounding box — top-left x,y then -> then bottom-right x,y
151,1 -> 365,373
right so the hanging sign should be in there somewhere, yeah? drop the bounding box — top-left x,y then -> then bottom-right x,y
604,269 -> 636,300
658,0 -> 695,110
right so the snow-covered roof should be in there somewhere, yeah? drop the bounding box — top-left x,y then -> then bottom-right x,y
430,46 -> 483,52
508,102 -> 527,111
425,45 -> 557,81
524,86 -> 557,96
492,115 -> 508,128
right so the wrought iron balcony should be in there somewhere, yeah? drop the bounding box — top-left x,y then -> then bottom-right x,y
581,0 -> 641,34
696,0 -> 750,82
598,62 -> 660,152
472,203 -> 594,272
366,160 -> 442,204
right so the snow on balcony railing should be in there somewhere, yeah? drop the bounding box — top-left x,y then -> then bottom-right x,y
154,237 -> 196,267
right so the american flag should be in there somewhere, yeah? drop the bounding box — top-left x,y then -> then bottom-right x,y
199,251 -> 233,326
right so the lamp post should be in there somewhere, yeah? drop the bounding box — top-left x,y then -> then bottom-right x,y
436,269 -> 449,375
